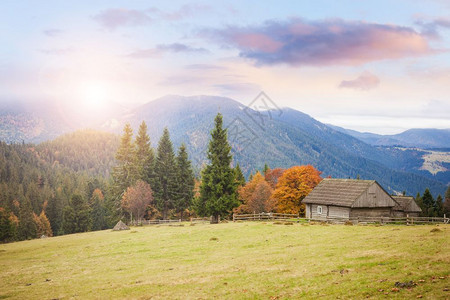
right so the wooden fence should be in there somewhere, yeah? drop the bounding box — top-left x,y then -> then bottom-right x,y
233,212 -> 300,221
232,213 -> 450,225
190,217 -> 212,224
130,219 -> 182,226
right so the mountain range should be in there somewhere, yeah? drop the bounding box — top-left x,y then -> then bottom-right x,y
0,95 -> 448,197
328,125 -> 450,149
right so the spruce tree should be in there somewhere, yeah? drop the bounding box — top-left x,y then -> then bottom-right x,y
415,192 -> 424,216
62,194 -> 91,234
444,186 -> 450,216
198,113 -> 238,223
112,124 -> 137,199
435,195 -> 444,217
90,189 -> 107,231
234,163 -> 246,188
154,128 -> 178,219
175,144 -> 195,220
263,163 -> 270,175
18,197 -> 37,240
422,188 -> 434,217
134,121 -> 155,184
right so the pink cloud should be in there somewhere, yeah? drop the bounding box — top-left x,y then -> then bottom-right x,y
208,18 -> 434,66
93,8 -> 154,30
339,72 -> 380,91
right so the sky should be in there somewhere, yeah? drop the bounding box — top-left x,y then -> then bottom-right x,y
1,0 -> 449,134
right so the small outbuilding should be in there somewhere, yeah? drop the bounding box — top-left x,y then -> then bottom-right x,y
303,178 -> 400,220
391,195 -> 422,217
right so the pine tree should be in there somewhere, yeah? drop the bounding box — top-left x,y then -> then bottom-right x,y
46,188 -> 64,235
197,113 -> 238,223
90,189 -> 107,231
422,188 -> 434,217
415,192 -> 424,216
134,121 -> 155,184
444,186 -> 450,216
112,124 -> 137,201
234,163 -> 246,188
62,194 -> 91,234
435,195 -> 444,217
263,163 -> 270,175
0,207 -> 16,242
154,128 -> 178,219
17,197 -> 37,240
175,144 -> 195,220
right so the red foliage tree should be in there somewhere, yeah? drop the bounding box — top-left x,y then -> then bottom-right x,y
121,180 -> 154,222
235,172 -> 275,214
265,168 -> 285,189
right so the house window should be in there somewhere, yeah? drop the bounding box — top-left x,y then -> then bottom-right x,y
317,206 -> 323,214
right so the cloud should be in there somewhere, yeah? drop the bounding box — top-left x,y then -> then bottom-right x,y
92,5 -> 211,30
415,17 -> 450,38
206,18 -> 433,66
162,4 -> 211,21
185,64 -> 227,70
38,48 -> 74,55
92,8 -> 155,30
126,43 -> 208,58
159,75 -> 201,86
43,29 -> 63,37
339,72 -> 380,91
213,82 -> 260,93
157,43 -> 208,53
125,48 -> 161,59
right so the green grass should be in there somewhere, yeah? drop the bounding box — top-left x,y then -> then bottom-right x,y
0,223 -> 449,299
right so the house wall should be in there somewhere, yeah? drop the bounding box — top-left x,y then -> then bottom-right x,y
350,207 -> 392,218
310,204 -> 328,220
407,212 -> 420,217
392,210 -> 406,217
328,206 -> 350,219
307,204 -> 350,219
352,182 -> 396,208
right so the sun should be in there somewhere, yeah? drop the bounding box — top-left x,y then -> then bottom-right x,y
80,82 -> 109,111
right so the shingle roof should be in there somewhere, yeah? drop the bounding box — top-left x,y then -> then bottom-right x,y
392,196 -> 422,213
303,178 -> 375,207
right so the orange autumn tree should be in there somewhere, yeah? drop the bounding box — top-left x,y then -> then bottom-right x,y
235,172 -> 275,213
272,165 -> 322,215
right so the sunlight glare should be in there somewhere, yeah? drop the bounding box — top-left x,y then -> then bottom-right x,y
81,82 -> 109,111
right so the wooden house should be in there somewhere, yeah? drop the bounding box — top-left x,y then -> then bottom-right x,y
391,195 -> 422,217
303,178 -> 402,220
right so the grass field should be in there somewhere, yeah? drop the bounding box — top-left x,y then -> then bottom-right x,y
0,222 -> 449,299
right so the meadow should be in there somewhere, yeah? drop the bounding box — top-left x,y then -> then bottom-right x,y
0,222 -> 449,299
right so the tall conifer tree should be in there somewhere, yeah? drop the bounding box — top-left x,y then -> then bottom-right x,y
154,128 -> 177,219
422,188 -> 434,217
197,113 -> 238,223
111,123 -> 136,202
234,163 -> 246,188
175,144 -> 195,220
134,121 -> 155,184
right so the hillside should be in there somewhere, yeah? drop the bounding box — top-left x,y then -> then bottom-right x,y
36,129 -> 119,177
0,223 -> 448,299
1,95 -> 447,196
102,95 -> 447,196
